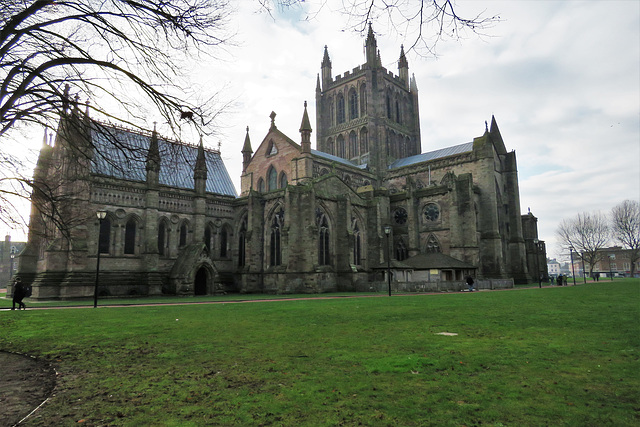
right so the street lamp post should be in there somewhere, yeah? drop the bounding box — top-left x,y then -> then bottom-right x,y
569,246 -> 576,286
533,239 -> 541,288
9,247 -> 16,281
384,225 -> 391,297
608,255 -> 614,281
94,211 -> 107,308
581,254 -> 586,284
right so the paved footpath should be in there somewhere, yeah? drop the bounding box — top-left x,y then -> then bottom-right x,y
1,282 -> 595,311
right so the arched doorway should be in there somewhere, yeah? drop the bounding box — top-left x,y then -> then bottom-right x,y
194,267 -> 208,295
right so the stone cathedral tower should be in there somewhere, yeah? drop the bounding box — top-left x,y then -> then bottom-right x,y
315,24 -> 421,182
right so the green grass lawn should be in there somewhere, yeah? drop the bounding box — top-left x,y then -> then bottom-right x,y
1,281 -> 638,426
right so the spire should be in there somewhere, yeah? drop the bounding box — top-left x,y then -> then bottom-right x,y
316,73 -> 321,92
195,136 -> 207,174
146,122 -> 160,172
321,45 -> 332,86
410,73 -> 418,92
42,127 -> 49,147
194,136 -> 208,194
242,126 -> 253,172
300,101 -> 312,154
398,45 -> 409,87
365,23 -> 378,65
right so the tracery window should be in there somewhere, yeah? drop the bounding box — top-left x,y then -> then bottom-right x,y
396,239 -> 408,261
393,208 -> 408,225
204,225 -> 212,253
270,209 -> 284,266
257,178 -> 265,193
317,208 -> 330,265
352,219 -> 362,266
337,134 -> 345,158
267,166 -> 277,191
124,218 -> 136,255
360,128 -> 368,154
179,223 -> 188,247
158,221 -> 168,256
424,203 -> 440,222
426,234 -> 441,253
360,84 -> 367,116
279,172 -> 288,189
238,217 -> 247,267
220,227 -> 228,258
349,88 -> 358,120
337,94 -> 345,124
349,131 -> 357,159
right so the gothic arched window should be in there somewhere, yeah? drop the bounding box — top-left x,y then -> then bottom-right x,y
238,217 -> 247,267
337,94 -> 345,124
158,221 -> 168,256
99,217 -> 111,254
426,234 -> 441,253
327,137 -> 334,155
396,239 -> 408,261
317,209 -> 330,265
349,88 -> 358,120
257,177 -> 265,193
179,223 -> 188,247
279,172 -> 288,189
360,84 -> 367,116
386,92 -> 392,119
353,220 -> 362,266
360,128 -> 368,154
349,131 -> 357,159
124,218 -> 136,255
270,209 -> 284,266
337,134 -> 345,158
220,227 -> 228,258
204,225 -> 212,253
267,166 -> 277,191
395,98 -> 401,124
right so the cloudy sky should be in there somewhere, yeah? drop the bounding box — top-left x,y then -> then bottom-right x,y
3,0 -> 639,261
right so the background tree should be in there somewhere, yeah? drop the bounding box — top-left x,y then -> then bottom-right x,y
611,200 -> 640,277
556,212 -> 609,278
262,0 -> 500,56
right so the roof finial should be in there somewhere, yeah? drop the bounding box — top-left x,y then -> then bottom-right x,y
270,111 -> 277,130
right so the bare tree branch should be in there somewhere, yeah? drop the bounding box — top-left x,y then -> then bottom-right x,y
556,212 -> 610,277
611,200 -> 640,276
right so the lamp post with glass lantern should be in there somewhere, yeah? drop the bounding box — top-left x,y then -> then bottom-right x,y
94,211 -> 107,308
608,254 -> 614,281
384,225 -> 391,297
569,245 -> 576,286
533,238 -> 541,288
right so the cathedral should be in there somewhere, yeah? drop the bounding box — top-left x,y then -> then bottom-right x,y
14,26 -> 547,299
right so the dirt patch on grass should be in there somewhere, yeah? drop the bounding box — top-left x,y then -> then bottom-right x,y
0,351 -> 56,426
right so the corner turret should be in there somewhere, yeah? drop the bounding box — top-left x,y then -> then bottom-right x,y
321,45 -> 332,87
241,126 -> 253,172
194,136 -> 208,195
146,123 -> 161,187
299,101 -> 312,154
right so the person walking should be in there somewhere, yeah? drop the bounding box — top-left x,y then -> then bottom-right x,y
12,277 -> 27,310
557,274 -> 563,287
465,275 -> 475,292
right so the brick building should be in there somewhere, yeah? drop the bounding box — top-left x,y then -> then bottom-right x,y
14,26 -> 544,299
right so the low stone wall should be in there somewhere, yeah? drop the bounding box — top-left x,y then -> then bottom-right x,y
358,278 -> 514,293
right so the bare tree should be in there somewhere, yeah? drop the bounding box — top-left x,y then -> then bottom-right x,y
1,0 -> 235,230
611,200 -> 640,277
556,212 -> 609,278
262,0 -> 500,56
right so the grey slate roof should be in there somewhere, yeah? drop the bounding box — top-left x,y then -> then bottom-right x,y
90,123 -> 237,197
402,252 -> 476,270
311,149 -> 369,170
388,142 -> 473,169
